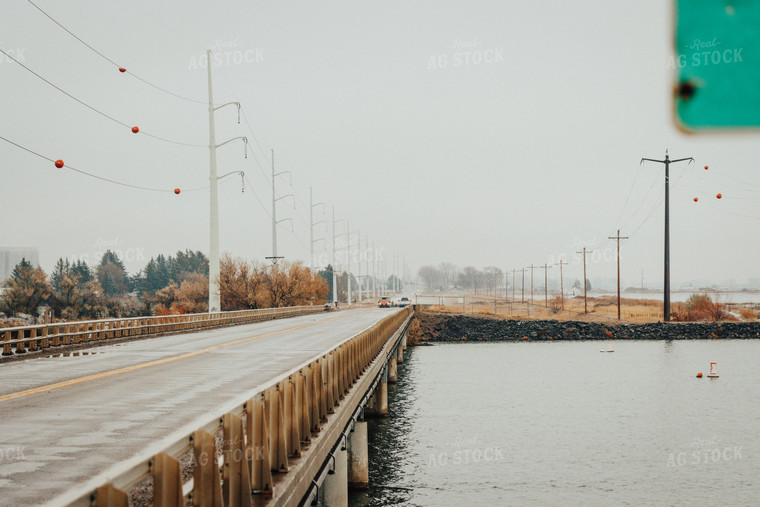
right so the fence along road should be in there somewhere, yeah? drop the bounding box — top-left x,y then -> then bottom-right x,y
0,307 -> 400,505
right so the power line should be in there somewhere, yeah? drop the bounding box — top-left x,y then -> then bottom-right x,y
26,0 -> 206,105
1,134 -> 176,192
0,48 -> 205,148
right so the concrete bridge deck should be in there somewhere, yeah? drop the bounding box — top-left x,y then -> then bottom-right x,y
0,307 -> 404,506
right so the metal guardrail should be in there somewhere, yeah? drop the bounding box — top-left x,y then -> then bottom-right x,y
1,305 -> 328,357
49,306 -> 412,507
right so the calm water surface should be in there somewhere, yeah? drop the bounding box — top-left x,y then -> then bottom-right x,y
349,340 -> 760,506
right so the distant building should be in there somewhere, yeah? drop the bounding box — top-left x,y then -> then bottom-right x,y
0,247 -> 40,281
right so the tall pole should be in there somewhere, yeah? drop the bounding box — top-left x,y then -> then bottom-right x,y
528,264 -> 535,303
207,50 -> 220,313
271,149 -> 276,259
309,187 -> 314,269
346,220 -> 351,305
641,150 -> 693,322
521,268 -> 525,302
331,207 -> 338,306
372,241 -> 376,298
357,230 -> 362,302
576,248 -> 593,314
608,229 -> 629,320
539,263 -> 552,305
555,260 -> 567,309
512,269 -> 515,300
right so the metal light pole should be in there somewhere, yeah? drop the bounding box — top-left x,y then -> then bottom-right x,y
641,150 -> 694,321
346,220 -> 351,305
331,207 -> 344,306
309,187 -> 325,269
269,150 -> 293,264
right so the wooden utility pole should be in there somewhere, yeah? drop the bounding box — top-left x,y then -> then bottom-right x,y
538,263 -> 552,306
576,248 -> 593,313
555,259 -> 567,309
512,269 -> 516,300
640,150 -> 694,321
608,229 -> 629,320
527,264 -> 536,303
520,268 -> 526,302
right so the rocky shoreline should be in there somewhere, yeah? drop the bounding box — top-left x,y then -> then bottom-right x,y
411,312 -> 760,342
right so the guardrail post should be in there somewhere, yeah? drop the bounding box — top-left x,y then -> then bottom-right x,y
265,386 -> 288,473
29,327 -> 38,352
2,330 -> 12,356
152,452 -> 183,507
192,429 -> 223,507
248,397 -> 273,496
40,326 -> 49,348
296,371 -> 312,443
223,413 -> 253,507
315,360 -> 327,423
94,483 -> 128,507
15,329 -> 27,354
285,377 -> 301,458
324,355 -> 335,414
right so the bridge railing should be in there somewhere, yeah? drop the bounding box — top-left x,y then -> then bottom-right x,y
56,306 -> 412,507
1,305 -> 328,357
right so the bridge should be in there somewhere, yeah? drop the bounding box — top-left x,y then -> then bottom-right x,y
0,305 -> 413,506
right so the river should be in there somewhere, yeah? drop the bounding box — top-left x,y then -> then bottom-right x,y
349,340 -> 760,506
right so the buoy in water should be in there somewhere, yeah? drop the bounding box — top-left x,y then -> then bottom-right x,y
707,361 -> 719,378
696,372 -> 703,378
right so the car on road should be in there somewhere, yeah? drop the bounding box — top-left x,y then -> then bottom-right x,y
397,297 -> 411,307
378,296 -> 391,308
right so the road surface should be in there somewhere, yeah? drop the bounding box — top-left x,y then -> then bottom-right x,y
0,307 -> 397,505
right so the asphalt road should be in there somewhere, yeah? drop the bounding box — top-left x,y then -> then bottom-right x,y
0,307 -> 398,506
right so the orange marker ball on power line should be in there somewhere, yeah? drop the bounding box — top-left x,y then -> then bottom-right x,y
119,67 -> 126,73
704,165 -> 709,170
716,193 -> 722,199
55,159 -> 64,168
174,188 -> 181,195
131,126 -> 139,134
693,197 -> 698,202
697,372 -> 703,378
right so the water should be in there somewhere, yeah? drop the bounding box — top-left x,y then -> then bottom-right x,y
350,341 -> 760,506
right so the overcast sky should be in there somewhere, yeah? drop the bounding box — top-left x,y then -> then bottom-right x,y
1,0 -> 758,289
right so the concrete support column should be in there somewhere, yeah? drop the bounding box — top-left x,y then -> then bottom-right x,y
396,345 -> 403,364
401,334 -> 407,350
347,422 -> 369,489
388,356 -> 398,383
320,448 -> 348,506
365,368 -> 388,417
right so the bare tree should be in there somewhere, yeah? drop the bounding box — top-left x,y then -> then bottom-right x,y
439,262 -> 459,291
418,265 -> 441,291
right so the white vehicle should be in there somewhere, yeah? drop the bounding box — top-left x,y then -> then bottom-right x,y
397,296 -> 411,307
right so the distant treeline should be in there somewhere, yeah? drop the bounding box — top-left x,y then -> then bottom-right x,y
0,250 -> 328,324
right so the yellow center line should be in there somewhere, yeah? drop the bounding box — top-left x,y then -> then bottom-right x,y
0,310 -> 368,403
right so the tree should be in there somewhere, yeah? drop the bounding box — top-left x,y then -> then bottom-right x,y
0,259 -> 51,317
482,266 -> 503,295
439,262 -> 459,291
96,250 -> 130,297
49,257 -> 106,319
457,266 -> 481,292
418,265 -> 441,290
318,265 -> 335,302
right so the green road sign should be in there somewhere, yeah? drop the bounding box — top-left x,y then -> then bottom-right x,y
674,1 -> 760,131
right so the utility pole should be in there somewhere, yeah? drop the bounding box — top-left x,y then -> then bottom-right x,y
357,230 -> 362,302
372,241 -> 376,298
608,229 -> 629,320
331,207 -> 344,306
268,149 -> 292,265
641,150 -> 694,321
521,268 -> 525,302
576,248 -> 593,314
309,187 -> 325,270
206,50 -> 245,312
346,220 -> 351,305
555,260 -> 567,309
512,269 -> 516,300
527,264 -> 536,303
539,263 -> 552,305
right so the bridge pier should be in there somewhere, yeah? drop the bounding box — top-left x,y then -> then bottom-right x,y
365,367 -> 388,417
396,344 -> 403,364
388,356 -> 398,383
347,421 -> 369,489
319,447 -> 348,506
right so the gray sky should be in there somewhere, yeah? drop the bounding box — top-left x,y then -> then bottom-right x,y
1,0 -> 759,289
